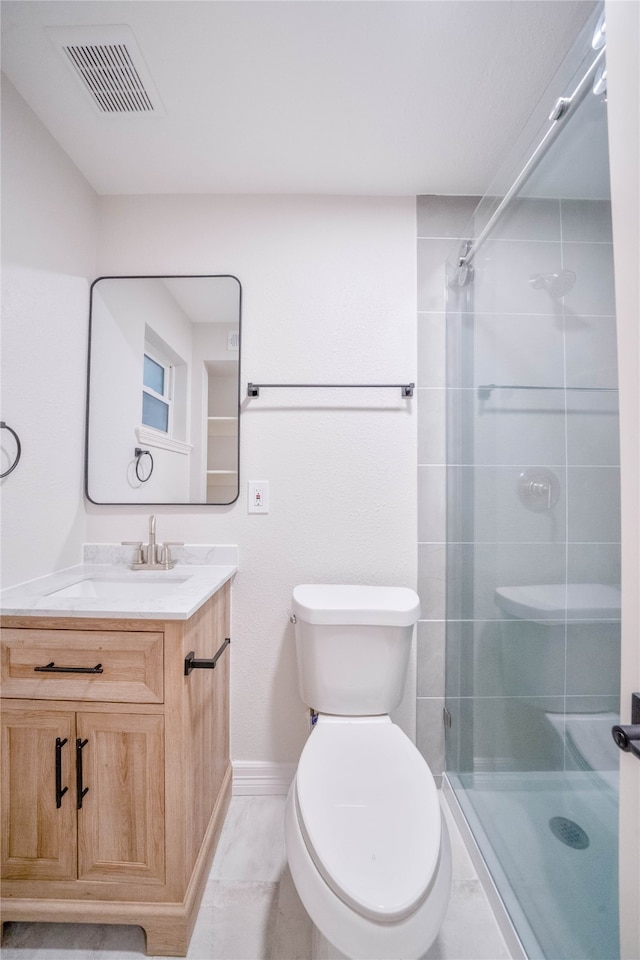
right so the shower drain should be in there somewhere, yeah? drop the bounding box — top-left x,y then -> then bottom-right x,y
549,816 -> 590,850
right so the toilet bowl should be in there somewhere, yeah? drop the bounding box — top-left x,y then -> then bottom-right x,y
285,584 -> 452,960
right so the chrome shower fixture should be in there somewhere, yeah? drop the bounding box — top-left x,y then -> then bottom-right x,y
529,270 -> 576,299
453,239 -> 474,287
591,11 -> 607,95
518,467 -> 561,512
592,11 -> 606,50
593,63 -> 607,97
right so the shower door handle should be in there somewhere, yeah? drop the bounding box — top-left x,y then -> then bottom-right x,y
612,693 -> 640,760
612,725 -> 640,758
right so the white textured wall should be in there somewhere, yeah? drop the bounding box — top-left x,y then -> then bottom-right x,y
0,78 -> 97,587
0,81 -> 417,766
90,194 -> 418,763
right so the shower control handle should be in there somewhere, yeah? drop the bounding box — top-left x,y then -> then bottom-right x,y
528,480 -> 552,509
517,468 -> 560,512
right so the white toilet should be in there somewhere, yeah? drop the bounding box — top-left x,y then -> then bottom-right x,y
285,584 -> 452,960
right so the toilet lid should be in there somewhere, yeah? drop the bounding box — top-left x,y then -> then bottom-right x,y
292,584 -> 421,626
295,720 -> 441,923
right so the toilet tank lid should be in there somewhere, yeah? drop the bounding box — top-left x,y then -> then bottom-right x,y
292,584 -> 421,626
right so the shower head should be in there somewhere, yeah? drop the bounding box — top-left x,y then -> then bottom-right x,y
529,270 -> 576,299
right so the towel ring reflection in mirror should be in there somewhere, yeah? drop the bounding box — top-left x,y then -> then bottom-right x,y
134,447 -> 154,483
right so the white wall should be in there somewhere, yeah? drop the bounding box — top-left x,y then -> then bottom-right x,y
0,78 -> 97,587
93,197 -> 421,769
90,195 -> 417,763
1,79 -> 417,768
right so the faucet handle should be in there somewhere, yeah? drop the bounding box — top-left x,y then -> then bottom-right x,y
121,540 -> 144,564
160,541 -> 184,566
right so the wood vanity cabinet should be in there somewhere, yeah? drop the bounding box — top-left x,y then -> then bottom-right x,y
0,581 -> 232,956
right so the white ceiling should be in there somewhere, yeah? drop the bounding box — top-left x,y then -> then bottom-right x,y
1,0 -> 596,197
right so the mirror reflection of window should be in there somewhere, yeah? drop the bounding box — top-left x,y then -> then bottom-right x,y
142,352 -> 171,433
86,275 -> 241,505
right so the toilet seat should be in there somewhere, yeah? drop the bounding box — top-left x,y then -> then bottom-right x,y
294,717 -> 441,923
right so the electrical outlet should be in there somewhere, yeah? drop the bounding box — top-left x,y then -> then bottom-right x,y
248,481 -> 269,514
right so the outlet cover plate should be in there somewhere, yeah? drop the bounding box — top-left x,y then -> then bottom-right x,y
248,481 -> 269,514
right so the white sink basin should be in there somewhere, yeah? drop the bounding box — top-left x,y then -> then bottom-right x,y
47,576 -> 191,600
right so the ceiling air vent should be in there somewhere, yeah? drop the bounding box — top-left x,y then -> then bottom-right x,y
46,25 -> 165,115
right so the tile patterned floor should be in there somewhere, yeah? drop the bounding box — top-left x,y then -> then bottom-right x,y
1,793 -> 511,960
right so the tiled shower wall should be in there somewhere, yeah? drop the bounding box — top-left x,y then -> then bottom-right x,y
416,195 -> 479,780
416,193 -> 620,780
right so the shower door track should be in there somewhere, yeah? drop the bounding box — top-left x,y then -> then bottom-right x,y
459,46 -> 607,269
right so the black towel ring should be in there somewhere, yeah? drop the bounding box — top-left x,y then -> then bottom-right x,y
134,447 -> 154,483
1,422 -> 22,478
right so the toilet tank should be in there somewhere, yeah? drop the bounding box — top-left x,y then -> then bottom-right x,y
291,584 -> 421,716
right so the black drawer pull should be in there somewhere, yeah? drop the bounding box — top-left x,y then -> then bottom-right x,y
184,638 -> 230,676
76,738 -> 89,808
55,737 -> 69,808
35,661 -> 103,674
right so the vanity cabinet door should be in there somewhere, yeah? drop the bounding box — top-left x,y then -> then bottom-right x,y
1,707 -> 164,886
76,711 -> 165,884
1,707 -> 76,880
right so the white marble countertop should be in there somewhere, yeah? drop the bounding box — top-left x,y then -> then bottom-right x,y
0,544 -> 238,621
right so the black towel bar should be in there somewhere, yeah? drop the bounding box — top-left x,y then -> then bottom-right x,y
184,638 -> 231,676
247,382 -> 414,398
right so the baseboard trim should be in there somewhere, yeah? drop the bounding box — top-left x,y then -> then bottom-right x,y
232,761 -> 296,796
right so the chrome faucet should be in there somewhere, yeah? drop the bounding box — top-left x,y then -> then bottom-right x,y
122,515 -> 184,570
148,514 -> 157,564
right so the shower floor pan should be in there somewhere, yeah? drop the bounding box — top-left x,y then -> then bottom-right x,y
449,769 -> 619,960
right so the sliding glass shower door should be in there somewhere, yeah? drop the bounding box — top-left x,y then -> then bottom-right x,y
444,9 -> 621,958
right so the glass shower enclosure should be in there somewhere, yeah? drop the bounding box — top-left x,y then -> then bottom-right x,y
444,8 -> 620,959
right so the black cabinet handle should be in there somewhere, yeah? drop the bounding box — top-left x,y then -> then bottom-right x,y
76,738 -> 89,808
35,662 -> 103,674
55,737 -> 69,808
184,638 -> 230,676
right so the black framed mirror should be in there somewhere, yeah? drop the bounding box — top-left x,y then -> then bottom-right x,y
85,275 -> 241,505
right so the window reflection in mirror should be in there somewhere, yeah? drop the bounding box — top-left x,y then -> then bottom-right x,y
142,351 -> 171,433
85,275 -> 241,505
